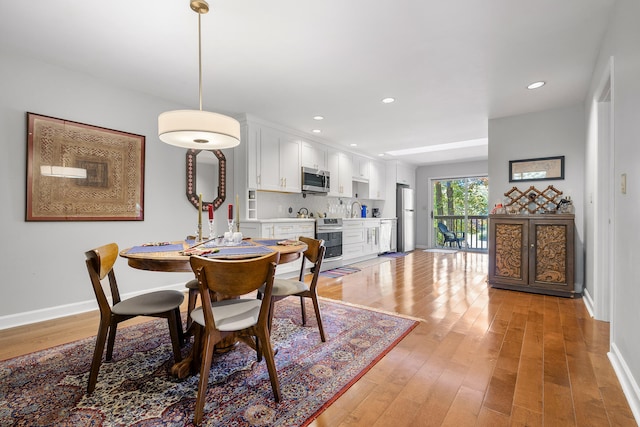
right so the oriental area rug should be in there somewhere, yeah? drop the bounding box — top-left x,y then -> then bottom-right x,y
0,298 -> 418,426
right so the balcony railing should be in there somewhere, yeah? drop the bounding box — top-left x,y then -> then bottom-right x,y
433,215 -> 488,251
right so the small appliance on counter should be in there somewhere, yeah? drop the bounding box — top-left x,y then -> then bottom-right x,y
372,208 -> 380,218
361,205 -> 367,218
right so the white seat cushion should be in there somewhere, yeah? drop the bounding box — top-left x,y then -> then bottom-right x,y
269,278 -> 309,296
190,299 -> 262,331
112,290 -> 184,316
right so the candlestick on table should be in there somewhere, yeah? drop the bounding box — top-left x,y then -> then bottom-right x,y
235,194 -> 240,232
207,203 -> 215,238
197,194 -> 203,242
227,204 -> 234,235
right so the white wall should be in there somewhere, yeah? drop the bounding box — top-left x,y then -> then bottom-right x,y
585,0 -> 640,420
415,160 -> 488,248
487,105 -> 586,291
0,51 -> 238,328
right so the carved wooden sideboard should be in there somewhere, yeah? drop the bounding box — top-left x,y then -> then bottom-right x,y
488,214 -> 576,298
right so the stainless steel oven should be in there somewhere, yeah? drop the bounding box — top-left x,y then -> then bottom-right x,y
316,218 -> 343,271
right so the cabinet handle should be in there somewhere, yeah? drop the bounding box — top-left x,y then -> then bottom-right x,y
530,243 -> 535,248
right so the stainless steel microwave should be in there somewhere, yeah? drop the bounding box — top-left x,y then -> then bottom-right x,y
301,167 -> 330,193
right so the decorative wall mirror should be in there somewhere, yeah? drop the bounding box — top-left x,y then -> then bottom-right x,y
186,149 -> 226,210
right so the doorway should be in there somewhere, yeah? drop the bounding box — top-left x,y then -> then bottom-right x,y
429,176 -> 489,250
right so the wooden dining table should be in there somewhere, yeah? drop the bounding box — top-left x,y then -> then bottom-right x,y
119,238 -> 307,273
119,237 -> 308,378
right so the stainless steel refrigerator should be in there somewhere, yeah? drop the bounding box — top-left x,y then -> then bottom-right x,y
397,185 -> 415,252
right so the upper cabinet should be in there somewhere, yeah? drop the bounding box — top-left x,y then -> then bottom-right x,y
396,161 -> 416,188
252,125 -> 301,193
368,159 -> 385,200
352,155 -> 370,182
328,151 -> 353,197
301,140 -> 327,170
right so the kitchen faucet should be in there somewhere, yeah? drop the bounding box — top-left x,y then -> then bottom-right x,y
350,200 -> 362,218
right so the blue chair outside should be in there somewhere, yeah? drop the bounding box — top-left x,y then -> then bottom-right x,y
437,223 -> 465,248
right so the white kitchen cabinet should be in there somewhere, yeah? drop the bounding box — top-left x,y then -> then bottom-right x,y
342,219 -> 381,262
352,155 -> 370,182
363,219 -> 381,256
257,126 -> 301,193
328,151 -> 353,197
240,219 -> 315,276
396,161 -> 416,188
301,140 -> 327,170
342,220 -> 365,262
368,159 -> 385,200
244,123 -> 260,190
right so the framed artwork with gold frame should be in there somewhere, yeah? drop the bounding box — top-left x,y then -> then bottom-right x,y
26,113 -> 145,221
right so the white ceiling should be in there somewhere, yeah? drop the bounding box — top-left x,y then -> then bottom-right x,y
0,0 -> 614,165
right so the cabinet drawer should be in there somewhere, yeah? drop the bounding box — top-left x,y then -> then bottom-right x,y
343,220 -> 364,229
343,243 -> 364,260
343,229 -> 365,244
273,222 -> 315,239
296,224 -> 315,237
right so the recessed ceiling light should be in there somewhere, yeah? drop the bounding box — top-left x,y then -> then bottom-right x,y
378,153 -> 385,157
350,143 -> 357,147
527,81 -> 545,90
313,115 -> 324,120
382,97 -> 395,104
312,129 -> 321,133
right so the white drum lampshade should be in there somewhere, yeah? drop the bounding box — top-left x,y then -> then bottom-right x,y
158,110 -> 240,150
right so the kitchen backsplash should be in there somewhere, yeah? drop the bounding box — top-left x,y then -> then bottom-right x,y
253,191 -> 384,219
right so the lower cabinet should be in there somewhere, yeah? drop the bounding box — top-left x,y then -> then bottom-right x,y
343,219 -> 380,263
342,220 -> 365,262
488,214 -> 576,297
363,220 -> 380,256
240,220 -> 315,277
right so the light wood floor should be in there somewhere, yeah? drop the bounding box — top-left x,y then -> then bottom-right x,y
1,251 -> 636,426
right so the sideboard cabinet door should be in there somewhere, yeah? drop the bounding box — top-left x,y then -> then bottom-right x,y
489,218 -> 529,287
528,219 -> 575,292
488,214 -> 576,297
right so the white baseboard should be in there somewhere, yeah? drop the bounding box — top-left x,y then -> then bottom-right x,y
609,343 -> 640,424
582,288 -> 595,318
0,282 -> 187,331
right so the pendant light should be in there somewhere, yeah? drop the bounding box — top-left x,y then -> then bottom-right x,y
158,0 -> 240,149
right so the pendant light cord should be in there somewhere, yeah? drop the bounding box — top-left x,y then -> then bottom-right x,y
198,11 -> 203,112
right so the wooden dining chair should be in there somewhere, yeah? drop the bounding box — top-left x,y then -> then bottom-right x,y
189,251 -> 281,425
185,278 -> 199,332
259,236 -> 327,342
84,242 -> 185,394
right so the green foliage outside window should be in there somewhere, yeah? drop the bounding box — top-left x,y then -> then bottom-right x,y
432,177 -> 489,247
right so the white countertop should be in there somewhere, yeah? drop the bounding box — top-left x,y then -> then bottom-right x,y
342,217 -> 396,220
244,217 -> 396,222
243,218 -> 316,223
